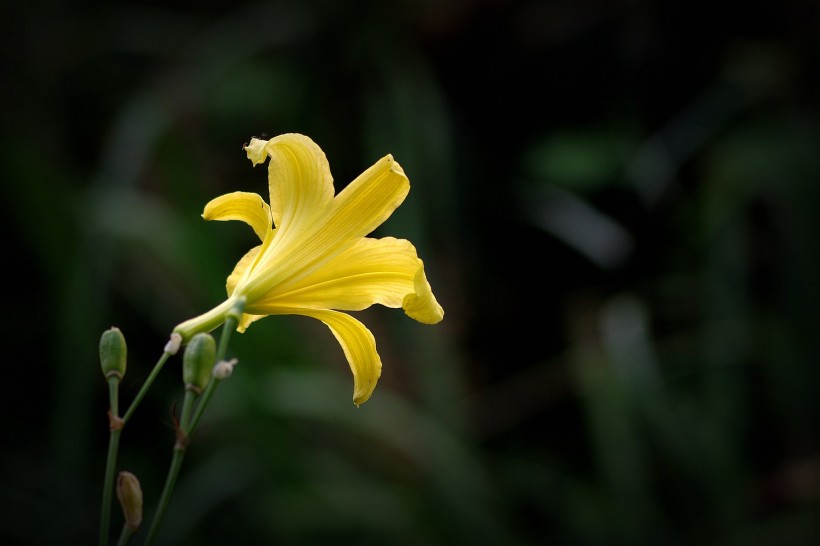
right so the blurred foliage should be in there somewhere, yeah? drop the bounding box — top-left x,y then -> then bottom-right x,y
2,0 -> 820,545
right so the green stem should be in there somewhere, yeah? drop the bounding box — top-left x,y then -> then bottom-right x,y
178,388 -> 198,432
123,350 -> 172,424
100,376 -> 122,546
185,376 -> 219,437
215,306 -> 239,364
142,449 -> 186,546
102,348 -> 171,545
141,299 -> 244,545
117,525 -> 137,546
142,389 -> 197,546
184,363 -> 228,437
186,303 -> 242,436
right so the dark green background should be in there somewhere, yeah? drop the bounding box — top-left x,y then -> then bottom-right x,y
2,1 -> 819,544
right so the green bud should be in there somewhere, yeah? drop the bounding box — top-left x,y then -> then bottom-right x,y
99,327 -> 127,380
183,333 -> 216,393
116,471 -> 143,531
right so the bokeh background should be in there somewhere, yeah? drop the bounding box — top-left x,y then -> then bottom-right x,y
3,1 -> 820,545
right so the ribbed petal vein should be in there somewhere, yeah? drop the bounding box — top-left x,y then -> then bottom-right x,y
238,154 -> 410,300
248,237 -> 425,313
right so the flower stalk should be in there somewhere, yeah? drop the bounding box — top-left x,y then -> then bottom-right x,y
143,300 -> 244,546
100,376 -> 122,546
99,327 -> 127,546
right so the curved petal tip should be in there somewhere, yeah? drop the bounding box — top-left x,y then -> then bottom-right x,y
244,137 -> 269,166
403,268 -> 444,324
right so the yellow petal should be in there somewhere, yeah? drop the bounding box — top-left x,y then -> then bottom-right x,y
238,154 -> 411,299
173,133 -> 445,400
326,155 -> 410,243
262,134 -> 335,234
291,309 -> 382,405
249,237 -> 437,316
226,245 -> 262,297
203,191 -> 272,242
236,313 -> 265,333
402,268 -> 444,324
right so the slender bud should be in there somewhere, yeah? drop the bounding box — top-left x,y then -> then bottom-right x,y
213,358 -> 238,380
116,471 -> 143,531
99,327 -> 127,380
183,333 -> 216,394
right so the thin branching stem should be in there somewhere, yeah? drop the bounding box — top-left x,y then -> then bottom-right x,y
117,524 -> 137,546
123,351 -> 172,424
143,299 -> 244,545
99,376 -> 121,546
142,389 -> 196,546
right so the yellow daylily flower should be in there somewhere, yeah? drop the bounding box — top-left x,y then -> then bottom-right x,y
173,133 -> 444,405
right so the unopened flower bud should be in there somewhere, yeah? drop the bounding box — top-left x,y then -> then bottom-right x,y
183,333 -> 216,393
213,358 -> 238,380
116,471 -> 143,531
99,327 -> 127,380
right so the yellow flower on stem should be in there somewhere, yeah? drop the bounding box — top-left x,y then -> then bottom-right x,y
173,133 -> 444,405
